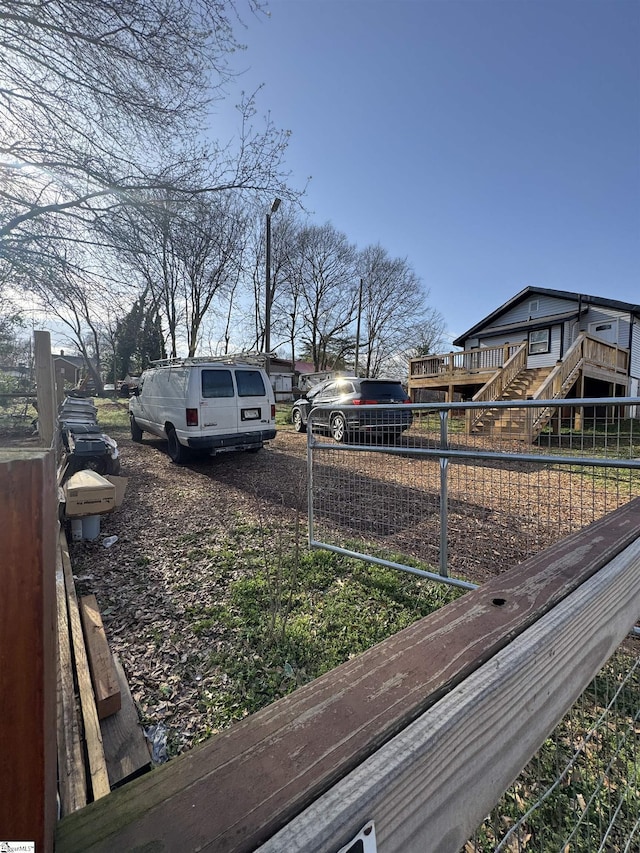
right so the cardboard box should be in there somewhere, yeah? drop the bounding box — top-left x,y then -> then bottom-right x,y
64,470 -> 116,517
104,476 -> 128,508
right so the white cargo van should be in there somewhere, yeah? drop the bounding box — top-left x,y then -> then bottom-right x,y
128,357 -> 276,463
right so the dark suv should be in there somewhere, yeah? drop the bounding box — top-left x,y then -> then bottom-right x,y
291,377 -> 412,442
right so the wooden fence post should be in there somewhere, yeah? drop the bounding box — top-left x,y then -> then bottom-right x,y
0,449 -> 57,852
34,330 -> 57,447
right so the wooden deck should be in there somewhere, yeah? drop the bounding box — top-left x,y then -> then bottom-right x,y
409,335 -> 630,403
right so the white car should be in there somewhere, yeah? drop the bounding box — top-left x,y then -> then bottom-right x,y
128,357 -> 276,463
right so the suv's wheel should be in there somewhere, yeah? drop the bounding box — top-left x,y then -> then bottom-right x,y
292,409 -> 306,433
130,415 -> 143,443
331,413 -> 347,443
167,427 -> 188,464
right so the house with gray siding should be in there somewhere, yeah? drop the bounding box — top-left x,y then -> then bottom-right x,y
408,286 -> 640,432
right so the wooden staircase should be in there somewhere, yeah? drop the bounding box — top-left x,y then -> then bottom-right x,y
470,367 -> 552,437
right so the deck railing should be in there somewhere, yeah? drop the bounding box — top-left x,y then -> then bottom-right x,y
409,342 -> 523,380
409,334 -> 628,386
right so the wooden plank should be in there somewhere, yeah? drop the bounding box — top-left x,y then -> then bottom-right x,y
34,329 -> 57,447
0,449 -> 57,853
79,594 -> 121,720
101,655 -> 152,788
55,498 -> 640,853
59,530 -> 111,801
56,541 -> 87,815
259,536 -> 640,853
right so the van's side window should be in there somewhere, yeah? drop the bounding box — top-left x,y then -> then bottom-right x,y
202,370 -> 234,398
235,370 -> 266,397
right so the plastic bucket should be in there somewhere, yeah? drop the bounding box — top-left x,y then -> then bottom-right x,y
70,518 -> 83,542
82,515 -> 101,541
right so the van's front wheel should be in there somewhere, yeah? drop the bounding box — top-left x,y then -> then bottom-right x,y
130,415 -> 143,443
167,427 -> 189,464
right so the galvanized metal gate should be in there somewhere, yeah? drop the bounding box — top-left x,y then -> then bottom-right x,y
307,397 -> 640,592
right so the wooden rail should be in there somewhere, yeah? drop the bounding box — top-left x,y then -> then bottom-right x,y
409,342 -> 522,380
529,333 -> 630,437
56,499 -> 640,853
260,534 -> 640,852
466,341 -> 527,431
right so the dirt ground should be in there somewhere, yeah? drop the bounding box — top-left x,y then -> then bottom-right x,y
4,412 -> 636,754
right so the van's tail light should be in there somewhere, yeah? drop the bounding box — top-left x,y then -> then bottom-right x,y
403,398 -> 412,404
186,408 -> 198,426
271,404 -> 276,419
353,399 -> 377,405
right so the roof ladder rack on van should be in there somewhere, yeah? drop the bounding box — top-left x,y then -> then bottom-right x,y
149,353 -> 273,368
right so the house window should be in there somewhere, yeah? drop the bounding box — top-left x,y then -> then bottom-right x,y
529,299 -> 540,314
529,328 -> 550,354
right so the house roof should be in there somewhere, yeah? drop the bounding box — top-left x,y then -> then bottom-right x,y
475,309 -> 585,340
53,353 -> 85,368
453,286 -> 640,348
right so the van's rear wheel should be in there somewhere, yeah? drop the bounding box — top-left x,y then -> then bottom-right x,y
130,415 -> 143,443
167,427 -> 189,464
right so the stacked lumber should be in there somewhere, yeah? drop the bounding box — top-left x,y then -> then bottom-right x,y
56,530 -> 151,816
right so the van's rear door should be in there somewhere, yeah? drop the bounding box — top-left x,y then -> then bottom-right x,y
199,368 -> 238,437
234,368 -> 272,434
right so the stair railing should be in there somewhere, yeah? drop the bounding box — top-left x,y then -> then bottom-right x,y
528,334 -> 586,438
466,341 -> 528,433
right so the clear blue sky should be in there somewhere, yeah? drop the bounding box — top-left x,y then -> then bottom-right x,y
216,0 -> 639,344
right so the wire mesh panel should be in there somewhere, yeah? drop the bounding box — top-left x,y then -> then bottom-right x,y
466,646 -> 640,853
308,405 -> 640,851
308,399 -> 640,587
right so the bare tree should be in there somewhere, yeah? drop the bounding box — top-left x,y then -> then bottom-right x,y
0,1 -> 294,289
27,256 -> 122,393
178,194 -> 249,356
357,244 -> 445,377
292,223 -> 358,372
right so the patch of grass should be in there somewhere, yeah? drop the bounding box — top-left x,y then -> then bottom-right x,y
94,397 -> 130,430
192,545 -> 463,727
275,403 -> 293,427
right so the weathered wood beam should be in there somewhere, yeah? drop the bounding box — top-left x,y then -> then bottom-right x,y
0,449 -> 57,852
100,655 -> 152,788
55,499 -> 640,853
59,531 -> 111,801
79,594 -> 121,720
56,540 -> 87,816
260,535 -> 640,853
34,329 -> 57,447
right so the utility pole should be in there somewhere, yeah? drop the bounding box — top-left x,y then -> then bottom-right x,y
354,277 -> 363,377
264,198 -> 281,376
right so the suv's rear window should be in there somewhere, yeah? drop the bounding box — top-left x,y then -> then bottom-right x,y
360,381 -> 407,401
202,369 -> 234,398
235,369 -> 266,397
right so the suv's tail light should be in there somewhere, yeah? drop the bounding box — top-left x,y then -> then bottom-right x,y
186,408 -> 198,426
353,399 -> 377,405
403,398 -> 412,404
271,404 -> 276,419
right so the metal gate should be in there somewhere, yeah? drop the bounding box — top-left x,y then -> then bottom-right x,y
307,397 -> 640,592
